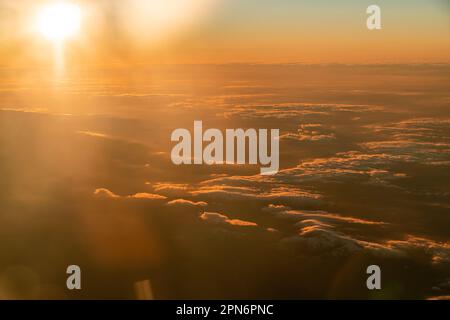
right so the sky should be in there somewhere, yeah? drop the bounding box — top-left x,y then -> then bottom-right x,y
0,0 -> 449,65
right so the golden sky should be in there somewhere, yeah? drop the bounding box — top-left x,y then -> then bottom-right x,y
1,0 -> 450,66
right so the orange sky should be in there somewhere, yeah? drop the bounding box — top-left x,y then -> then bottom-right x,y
0,0 -> 449,66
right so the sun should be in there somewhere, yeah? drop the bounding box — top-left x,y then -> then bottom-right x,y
36,2 -> 82,42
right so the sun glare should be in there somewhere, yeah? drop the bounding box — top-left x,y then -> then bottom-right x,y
36,2 -> 82,42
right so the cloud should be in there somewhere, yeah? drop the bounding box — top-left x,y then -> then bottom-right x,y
200,212 -> 258,227
273,208 -> 396,256
263,204 -> 292,213
280,124 -> 336,141
281,221 -> 407,258
277,209 -> 388,226
263,151 -> 407,189
192,175 -> 322,204
190,184 -> 321,204
93,189 -> 167,200
427,295 -> 450,300
152,183 -> 190,196
77,131 -> 109,139
167,199 -> 208,207
282,227 -> 374,256
361,118 -> 450,164
94,188 -> 120,198
128,193 -> 167,200
222,103 -> 383,120
268,204 -> 450,263
93,92 -> 187,98
386,236 -> 450,265
281,220 -> 450,264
